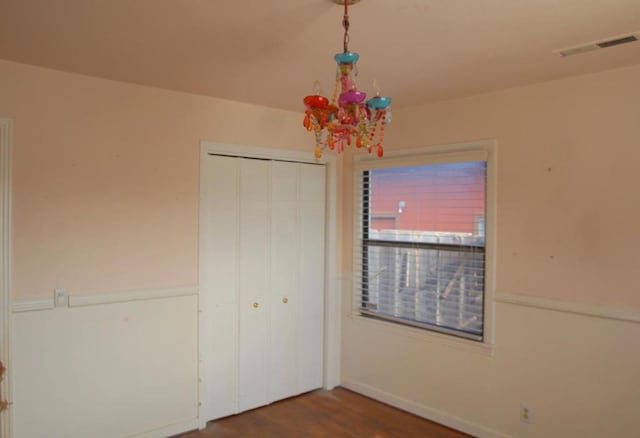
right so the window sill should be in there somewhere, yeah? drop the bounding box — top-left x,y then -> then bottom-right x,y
346,312 -> 495,357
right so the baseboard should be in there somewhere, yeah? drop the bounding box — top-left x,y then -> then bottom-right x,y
495,292 -> 640,324
127,417 -> 199,438
341,379 -> 511,438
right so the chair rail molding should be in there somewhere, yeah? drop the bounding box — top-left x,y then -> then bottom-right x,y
495,292 -> 640,324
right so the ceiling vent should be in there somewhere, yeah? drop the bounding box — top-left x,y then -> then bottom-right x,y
555,32 -> 640,57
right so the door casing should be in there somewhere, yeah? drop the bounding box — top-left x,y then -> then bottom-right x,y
0,118 -> 13,438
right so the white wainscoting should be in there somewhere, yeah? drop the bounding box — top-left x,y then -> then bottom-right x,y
342,288 -> 640,438
12,287 -> 199,438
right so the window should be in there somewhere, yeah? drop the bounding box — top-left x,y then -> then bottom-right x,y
354,145 -> 493,341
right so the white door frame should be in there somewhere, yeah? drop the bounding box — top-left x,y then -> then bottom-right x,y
197,142 -> 341,427
0,118 -> 13,438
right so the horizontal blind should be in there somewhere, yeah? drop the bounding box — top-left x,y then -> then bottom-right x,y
353,158 -> 487,341
355,149 -> 488,172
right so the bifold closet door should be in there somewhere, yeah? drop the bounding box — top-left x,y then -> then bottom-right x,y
201,154 -> 325,423
267,162 -> 325,401
296,163 -> 325,393
268,161 -> 299,402
200,155 -> 240,421
237,159 -> 271,412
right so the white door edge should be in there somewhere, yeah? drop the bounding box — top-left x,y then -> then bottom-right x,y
0,117 -> 13,438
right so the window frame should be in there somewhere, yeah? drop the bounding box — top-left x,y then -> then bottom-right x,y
352,140 -> 497,345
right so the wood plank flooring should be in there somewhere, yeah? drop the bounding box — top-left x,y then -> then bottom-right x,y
178,387 -> 470,437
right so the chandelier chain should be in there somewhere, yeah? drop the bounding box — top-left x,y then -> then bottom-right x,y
342,0 -> 350,52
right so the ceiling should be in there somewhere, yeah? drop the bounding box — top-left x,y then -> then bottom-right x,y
1,0 -> 639,111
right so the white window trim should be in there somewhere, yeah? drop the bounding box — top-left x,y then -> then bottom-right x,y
352,139 -> 497,349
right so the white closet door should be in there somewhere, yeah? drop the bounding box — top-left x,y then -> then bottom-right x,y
268,162 -> 300,402
237,159 -> 270,412
200,155 -> 240,421
297,163 -> 325,393
201,153 -> 326,422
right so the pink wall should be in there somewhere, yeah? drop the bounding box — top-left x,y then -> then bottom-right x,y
4,59 -> 640,310
344,64 -> 640,310
0,60 -> 312,300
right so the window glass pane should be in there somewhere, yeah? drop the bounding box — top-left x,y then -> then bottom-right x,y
360,160 -> 487,339
364,243 -> 484,337
369,162 -> 486,241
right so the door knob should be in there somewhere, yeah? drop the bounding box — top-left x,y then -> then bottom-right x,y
282,297 -> 288,304
252,302 -> 259,309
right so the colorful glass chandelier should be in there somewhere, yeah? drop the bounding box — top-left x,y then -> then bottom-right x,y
303,0 -> 392,159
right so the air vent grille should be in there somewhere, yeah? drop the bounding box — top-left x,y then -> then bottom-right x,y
555,32 -> 640,57
597,35 -> 638,48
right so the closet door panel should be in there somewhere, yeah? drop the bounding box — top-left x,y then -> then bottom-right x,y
201,156 -> 240,420
202,156 -> 239,305
297,164 -> 326,392
208,307 -> 238,417
237,159 -> 270,412
268,162 -> 299,402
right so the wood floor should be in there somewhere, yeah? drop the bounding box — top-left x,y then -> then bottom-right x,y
178,387 -> 470,437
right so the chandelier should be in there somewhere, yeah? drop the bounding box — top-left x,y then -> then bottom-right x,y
303,0 -> 392,159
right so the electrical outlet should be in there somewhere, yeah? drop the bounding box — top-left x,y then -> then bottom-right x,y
54,288 -> 68,308
520,403 -> 533,424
